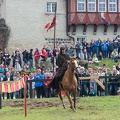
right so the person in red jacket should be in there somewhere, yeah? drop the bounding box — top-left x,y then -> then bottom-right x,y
34,48 -> 40,68
41,48 -> 48,61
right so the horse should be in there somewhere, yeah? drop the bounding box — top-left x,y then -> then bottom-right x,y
58,56 -> 80,112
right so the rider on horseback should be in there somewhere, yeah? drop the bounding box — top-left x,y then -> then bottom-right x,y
48,47 -> 80,94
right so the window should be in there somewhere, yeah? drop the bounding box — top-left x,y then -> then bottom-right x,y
108,0 -> 117,12
77,0 -> 86,12
77,36 -> 87,43
47,2 -> 56,13
98,0 -> 106,12
88,0 -> 96,12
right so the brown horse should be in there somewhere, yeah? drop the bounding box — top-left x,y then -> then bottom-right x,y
58,56 -> 80,112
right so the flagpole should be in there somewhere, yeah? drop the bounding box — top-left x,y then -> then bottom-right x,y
53,3 -> 57,73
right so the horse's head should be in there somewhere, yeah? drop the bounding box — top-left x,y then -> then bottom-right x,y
68,56 -> 80,73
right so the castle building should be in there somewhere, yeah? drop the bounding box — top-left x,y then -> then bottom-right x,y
67,0 -> 120,42
0,0 -> 120,52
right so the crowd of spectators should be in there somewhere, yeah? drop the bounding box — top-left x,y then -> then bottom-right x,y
1,36 -> 120,99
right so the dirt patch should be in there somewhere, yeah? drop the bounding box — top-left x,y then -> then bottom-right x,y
2,98 -> 81,109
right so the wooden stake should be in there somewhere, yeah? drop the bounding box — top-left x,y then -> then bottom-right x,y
24,75 -> 27,117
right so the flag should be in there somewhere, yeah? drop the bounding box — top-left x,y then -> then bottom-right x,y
45,16 -> 56,32
98,12 -> 110,25
45,22 -> 51,29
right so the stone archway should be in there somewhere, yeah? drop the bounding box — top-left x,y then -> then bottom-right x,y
0,18 -> 10,50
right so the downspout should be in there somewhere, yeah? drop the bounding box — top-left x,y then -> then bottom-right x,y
66,0 -> 75,42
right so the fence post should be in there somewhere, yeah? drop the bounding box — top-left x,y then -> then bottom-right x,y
105,74 -> 108,96
29,81 -> 32,99
0,73 -> 2,109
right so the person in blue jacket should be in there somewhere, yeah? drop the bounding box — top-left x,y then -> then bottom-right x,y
34,69 -> 45,98
101,40 -> 109,59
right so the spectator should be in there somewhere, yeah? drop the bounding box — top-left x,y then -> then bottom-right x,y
79,67 -> 90,97
86,43 -> 92,59
109,66 -> 119,95
92,55 -> 99,65
34,69 -> 44,98
28,49 -> 33,69
97,67 -> 105,96
28,72 -> 35,98
101,40 -> 109,59
116,62 -> 120,72
111,49 -> 118,62
75,42 -> 80,58
34,48 -> 40,68
11,51 -> 16,67
3,71 -> 14,99
98,52 -> 103,60
0,49 -> 3,64
41,48 -> 48,61
44,68 -> 53,97
89,86 -> 96,96
14,52 -> 22,72
0,64 -> 5,75
15,72 -> 22,99
22,49 -> 29,65
2,49 -> 11,66
88,56 -> 93,64
79,42 -> 84,60
108,40 -> 114,58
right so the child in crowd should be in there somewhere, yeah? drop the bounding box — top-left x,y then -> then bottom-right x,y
92,55 -> 99,65
88,56 -> 93,64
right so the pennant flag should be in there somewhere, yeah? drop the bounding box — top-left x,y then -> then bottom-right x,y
98,12 -> 110,25
45,22 -> 51,29
10,83 -> 15,92
45,16 -> 56,32
4,83 -> 8,93
15,81 -> 20,91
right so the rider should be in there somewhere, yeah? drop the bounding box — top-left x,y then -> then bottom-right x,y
49,46 -> 80,94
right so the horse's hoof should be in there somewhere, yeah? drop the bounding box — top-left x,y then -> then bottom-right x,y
63,105 -> 66,109
73,109 -> 77,112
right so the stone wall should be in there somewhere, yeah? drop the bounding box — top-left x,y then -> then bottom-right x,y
2,0 -> 68,53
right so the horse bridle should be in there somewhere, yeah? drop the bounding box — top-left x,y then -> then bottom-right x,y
74,67 -> 80,74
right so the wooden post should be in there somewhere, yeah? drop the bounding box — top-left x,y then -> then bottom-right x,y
30,81 -> 32,99
53,3 -> 57,73
24,75 -> 27,117
105,74 -> 108,96
20,70 -> 29,117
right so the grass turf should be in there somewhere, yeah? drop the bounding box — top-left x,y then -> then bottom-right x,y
0,96 -> 120,120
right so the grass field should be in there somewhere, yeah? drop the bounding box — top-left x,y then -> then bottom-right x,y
0,96 -> 120,120
88,58 -> 118,71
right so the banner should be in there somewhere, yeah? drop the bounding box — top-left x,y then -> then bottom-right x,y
1,78 -> 25,93
98,12 -> 110,25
